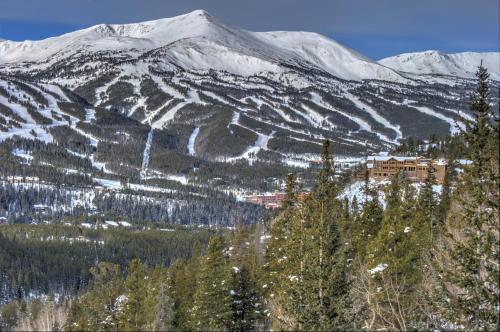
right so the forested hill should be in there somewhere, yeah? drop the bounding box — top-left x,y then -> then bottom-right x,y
0,66 -> 498,331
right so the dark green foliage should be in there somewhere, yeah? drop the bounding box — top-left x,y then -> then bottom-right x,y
191,236 -> 233,330
0,225 -> 212,303
230,266 -> 263,332
432,64 -> 499,330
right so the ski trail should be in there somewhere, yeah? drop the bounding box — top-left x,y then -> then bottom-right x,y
345,92 -> 402,142
370,92 -> 465,134
228,111 -> 241,128
187,127 -> 200,156
227,130 -> 276,165
152,101 -> 189,129
95,75 -> 121,106
410,105 -> 463,134
308,92 -> 394,143
140,129 -> 154,180
300,102 -> 335,128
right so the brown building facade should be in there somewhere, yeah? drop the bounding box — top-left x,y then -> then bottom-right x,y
363,154 -> 447,184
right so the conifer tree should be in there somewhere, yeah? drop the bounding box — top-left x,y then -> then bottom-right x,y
298,140 -> 350,330
264,172 -> 299,329
437,158 -> 455,225
64,262 -> 123,331
191,236 -> 232,330
416,161 -> 437,243
153,276 -> 175,331
353,178 -> 383,259
433,64 -> 499,330
170,242 -> 202,330
281,173 -> 297,209
364,173 -> 431,329
230,265 -> 263,331
118,259 -> 148,331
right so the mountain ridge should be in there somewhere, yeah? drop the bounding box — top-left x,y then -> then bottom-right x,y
379,50 -> 500,80
0,10 -> 408,82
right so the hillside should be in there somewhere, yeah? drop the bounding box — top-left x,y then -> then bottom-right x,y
0,10 -> 499,226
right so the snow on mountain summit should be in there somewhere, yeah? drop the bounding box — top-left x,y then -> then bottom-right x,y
1,10 -> 496,82
0,10 -> 407,82
379,50 -> 500,80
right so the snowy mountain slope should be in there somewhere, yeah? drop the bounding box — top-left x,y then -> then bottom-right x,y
0,10 -> 407,82
0,75 -> 267,225
0,10 -> 498,171
379,51 -> 500,80
255,31 -> 405,82
1,10 -> 500,226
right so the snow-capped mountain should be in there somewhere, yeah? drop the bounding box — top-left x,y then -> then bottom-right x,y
0,9 -> 499,225
379,51 -> 500,80
0,10 -> 407,82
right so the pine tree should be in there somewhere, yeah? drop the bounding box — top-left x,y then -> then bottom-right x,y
65,262 -> 123,331
364,173 -> 428,329
191,236 -> 232,330
153,276 -> 175,331
230,265 -> 263,331
118,259 -> 148,331
264,173 -> 300,329
353,178 -> 383,259
281,173 -> 297,209
433,64 -> 499,329
170,242 -> 202,330
437,158 -> 455,225
417,161 -> 438,243
298,140 -> 350,330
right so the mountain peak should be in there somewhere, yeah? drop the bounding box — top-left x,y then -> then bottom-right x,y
379,50 -> 500,80
185,9 -> 213,19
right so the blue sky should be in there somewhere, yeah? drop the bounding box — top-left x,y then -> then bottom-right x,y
0,0 -> 498,59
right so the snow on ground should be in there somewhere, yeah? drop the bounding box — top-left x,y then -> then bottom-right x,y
228,111 -> 240,128
94,75 -> 122,106
166,174 -> 189,185
345,92 -> 402,143
300,102 -> 334,128
0,94 -> 53,143
309,92 -> 376,135
187,127 -> 200,156
152,101 -> 190,128
140,129 -> 154,179
368,263 -> 388,275
371,94 -> 464,135
84,109 -> 96,123
226,130 -> 275,165
40,84 -> 71,102
1,181 -> 97,211
95,178 -> 122,189
341,179 -> 443,209
90,154 -> 112,173
128,183 -> 175,194
72,125 -> 99,147
409,105 -> 463,134
283,159 -> 310,168
379,51 -> 500,81
12,148 -> 33,163
278,149 -> 359,170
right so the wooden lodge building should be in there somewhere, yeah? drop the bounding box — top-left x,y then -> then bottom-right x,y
362,153 -> 447,184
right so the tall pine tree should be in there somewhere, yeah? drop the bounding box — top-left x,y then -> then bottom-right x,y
433,64 -> 499,330
191,236 -> 232,330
